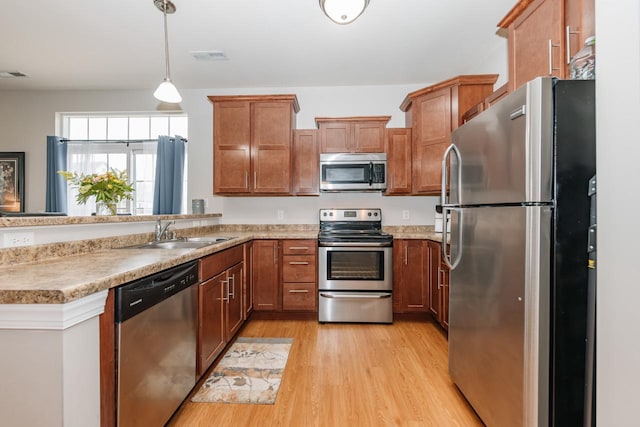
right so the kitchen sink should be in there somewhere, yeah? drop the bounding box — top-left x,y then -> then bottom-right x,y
120,237 -> 233,250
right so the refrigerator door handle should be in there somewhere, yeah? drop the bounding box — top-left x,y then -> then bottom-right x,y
442,207 -> 463,270
441,143 -> 462,206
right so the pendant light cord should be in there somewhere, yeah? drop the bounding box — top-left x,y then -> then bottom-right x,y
163,0 -> 171,80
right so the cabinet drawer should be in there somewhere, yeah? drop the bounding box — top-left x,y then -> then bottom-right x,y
283,283 -> 317,311
200,245 -> 244,281
283,239 -> 317,255
282,255 -> 316,282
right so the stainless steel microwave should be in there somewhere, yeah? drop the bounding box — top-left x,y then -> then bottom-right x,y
319,153 -> 387,191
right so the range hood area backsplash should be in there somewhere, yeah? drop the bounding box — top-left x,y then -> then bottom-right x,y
218,194 -> 440,226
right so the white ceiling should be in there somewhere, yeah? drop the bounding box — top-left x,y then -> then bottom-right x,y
0,0 -> 514,91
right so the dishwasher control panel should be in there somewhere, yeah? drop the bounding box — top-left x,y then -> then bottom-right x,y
115,260 -> 199,323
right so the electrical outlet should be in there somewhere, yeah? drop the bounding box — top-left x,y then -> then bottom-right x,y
3,231 -> 35,248
277,210 -> 284,220
402,210 -> 410,220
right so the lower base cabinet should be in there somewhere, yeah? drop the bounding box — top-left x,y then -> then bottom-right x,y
198,245 -> 245,377
253,239 -> 318,313
427,240 -> 449,331
252,240 -> 281,311
393,239 -> 429,312
393,239 -> 449,332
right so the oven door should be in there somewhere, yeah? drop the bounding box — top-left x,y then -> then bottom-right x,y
318,246 -> 392,291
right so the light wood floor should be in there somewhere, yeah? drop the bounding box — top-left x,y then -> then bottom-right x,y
169,317 -> 483,427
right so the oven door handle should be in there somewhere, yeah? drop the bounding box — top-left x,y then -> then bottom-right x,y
318,242 -> 392,247
320,293 -> 392,299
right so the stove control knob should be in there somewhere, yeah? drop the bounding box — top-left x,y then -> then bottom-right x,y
323,212 -> 327,217
329,212 -> 333,216
368,212 -> 372,216
374,212 -> 378,216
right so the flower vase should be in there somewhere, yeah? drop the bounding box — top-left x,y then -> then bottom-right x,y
96,202 -> 117,216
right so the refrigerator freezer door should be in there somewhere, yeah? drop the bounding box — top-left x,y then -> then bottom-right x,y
448,205 -> 551,427
449,77 -> 554,206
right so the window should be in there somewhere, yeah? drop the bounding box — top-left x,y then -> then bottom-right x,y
61,114 -> 188,216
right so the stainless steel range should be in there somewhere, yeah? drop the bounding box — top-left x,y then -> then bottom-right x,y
318,208 -> 393,323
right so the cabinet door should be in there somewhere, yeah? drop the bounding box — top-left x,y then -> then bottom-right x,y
225,263 -> 244,340
385,128 -> 412,195
354,122 -> 385,153
509,0 -> 564,91
293,130 -> 319,195
319,122 -> 351,153
413,89 -> 451,195
252,240 -> 281,311
251,102 -> 292,194
198,272 -> 225,376
427,240 -> 442,320
413,142 -> 448,194
394,240 -> 430,313
440,262 -> 450,331
243,242 -> 253,320
213,101 -> 251,194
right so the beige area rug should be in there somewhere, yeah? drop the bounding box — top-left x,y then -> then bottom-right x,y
191,337 -> 293,405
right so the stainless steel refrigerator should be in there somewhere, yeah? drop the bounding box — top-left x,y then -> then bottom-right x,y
441,77 -> 595,427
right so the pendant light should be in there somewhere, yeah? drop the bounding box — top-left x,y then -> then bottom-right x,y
319,0 -> 370,25
153,0 -> 182,103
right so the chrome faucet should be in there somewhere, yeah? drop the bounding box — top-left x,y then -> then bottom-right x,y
155,219 -> 175,241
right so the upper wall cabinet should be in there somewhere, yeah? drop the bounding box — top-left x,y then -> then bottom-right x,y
292,130 -> 319,196
499,0 -> 595,92
208,95 -> 300,195
315,116 -> 391,153
399,75 -> 497,195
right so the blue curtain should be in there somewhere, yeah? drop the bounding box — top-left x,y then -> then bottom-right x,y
153,135 -> 186,214
45,136 -> 67,213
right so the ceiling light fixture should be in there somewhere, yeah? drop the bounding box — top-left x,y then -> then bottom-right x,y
319,0 -> 370,25
153,0 -> 182,103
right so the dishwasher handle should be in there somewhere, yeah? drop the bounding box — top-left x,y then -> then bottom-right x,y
115,260 -> 199,323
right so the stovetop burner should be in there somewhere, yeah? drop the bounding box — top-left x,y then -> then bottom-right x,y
318,208 -> 392,246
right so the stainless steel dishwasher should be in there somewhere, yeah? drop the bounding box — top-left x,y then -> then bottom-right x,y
115,260 -> 199,427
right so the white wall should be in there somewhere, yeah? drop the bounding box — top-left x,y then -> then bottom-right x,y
596,0 -> 640,424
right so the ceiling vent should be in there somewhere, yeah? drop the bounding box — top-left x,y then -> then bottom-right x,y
190,51 -> 228,61
0,71 -> 29,78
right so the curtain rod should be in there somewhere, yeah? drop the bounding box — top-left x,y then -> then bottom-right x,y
59,137 -> 188,143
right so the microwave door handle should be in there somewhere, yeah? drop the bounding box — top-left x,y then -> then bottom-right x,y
369,162 -> 374,186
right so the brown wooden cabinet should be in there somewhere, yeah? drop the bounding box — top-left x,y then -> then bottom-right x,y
208,95 -> 300,195
426,240 -> 449,331
252,240 -> 281,311
440,260 -> 450,331
385,128 -> 412,195
461,83 -> 509,124
393,239 -> 429,313
499,0 -> 595,92
252,239 -> 318,313
198,245 -> 245,376
292,130 -> 319,195
316,116 -> 390,153
243,241 -> 253,319
282,239 -> 317,311
399,75 -> 497,195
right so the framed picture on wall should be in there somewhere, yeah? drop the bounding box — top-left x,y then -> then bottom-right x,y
0,152 -> 25,212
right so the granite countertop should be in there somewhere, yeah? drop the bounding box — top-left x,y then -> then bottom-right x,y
0,227 -> 442,305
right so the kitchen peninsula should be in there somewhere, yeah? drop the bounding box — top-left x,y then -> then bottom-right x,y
0,214 -> 442,426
